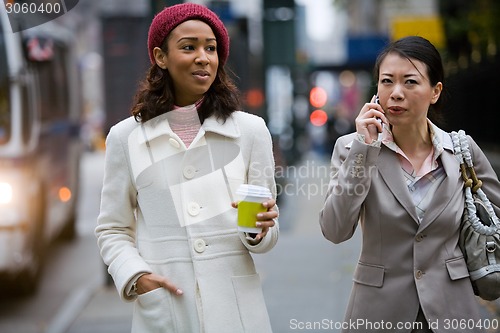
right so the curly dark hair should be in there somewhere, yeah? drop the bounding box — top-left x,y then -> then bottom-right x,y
131,43 -> 241,124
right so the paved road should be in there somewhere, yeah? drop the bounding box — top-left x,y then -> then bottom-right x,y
65,152 -> 500,333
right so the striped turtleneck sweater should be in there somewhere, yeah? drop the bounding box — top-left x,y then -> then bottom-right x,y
168,99 -> 203,148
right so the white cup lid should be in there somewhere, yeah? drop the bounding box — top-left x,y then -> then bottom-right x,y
236,184 -> 272,198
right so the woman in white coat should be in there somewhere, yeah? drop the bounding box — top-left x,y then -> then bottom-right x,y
95,3 -> 278,332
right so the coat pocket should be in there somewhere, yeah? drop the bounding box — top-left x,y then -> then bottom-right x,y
132,287 -> 177,333
353,262 -> 385,287
232,274 -> 273,333
445,256 -> 470,280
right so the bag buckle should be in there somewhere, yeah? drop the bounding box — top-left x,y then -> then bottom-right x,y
486,241 -> 497,253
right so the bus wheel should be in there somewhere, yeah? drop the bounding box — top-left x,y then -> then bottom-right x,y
59,207 -> 77,241
59,180 -> 79,241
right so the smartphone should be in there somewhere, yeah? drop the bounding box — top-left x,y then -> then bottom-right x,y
375,95 -> 382,126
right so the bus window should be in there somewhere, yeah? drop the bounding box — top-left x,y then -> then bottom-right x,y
0,23 -> 10,144
21,79 -> 31,144
37,43 -> 69,123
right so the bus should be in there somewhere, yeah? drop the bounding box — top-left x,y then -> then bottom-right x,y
0,7 -> 82,295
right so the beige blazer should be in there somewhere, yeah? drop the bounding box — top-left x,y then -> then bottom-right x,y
320,124 -> 500,333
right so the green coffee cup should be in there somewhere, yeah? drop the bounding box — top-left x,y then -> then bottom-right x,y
236,184 -> 272,233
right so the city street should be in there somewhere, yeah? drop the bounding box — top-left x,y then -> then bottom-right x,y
66,151 -> 363,333
1,1 -> 500,332
1,151 -> 499,333
0,152 -> 107,333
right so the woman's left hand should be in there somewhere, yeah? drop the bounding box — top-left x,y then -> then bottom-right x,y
232,198 -> 278,242
255,198 -> 278,241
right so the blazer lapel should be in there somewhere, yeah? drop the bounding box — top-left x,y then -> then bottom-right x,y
378,144 -> 460,230
418,150 -> 460,230
377,146 -> 420,224
377,126 -> 461,230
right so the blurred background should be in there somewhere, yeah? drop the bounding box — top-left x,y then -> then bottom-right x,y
1,0 -> 500,332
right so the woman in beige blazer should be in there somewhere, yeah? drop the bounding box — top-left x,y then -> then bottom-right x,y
320,36 -> 500,333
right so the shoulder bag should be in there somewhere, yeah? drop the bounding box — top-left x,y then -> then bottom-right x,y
451,130 -> 500,301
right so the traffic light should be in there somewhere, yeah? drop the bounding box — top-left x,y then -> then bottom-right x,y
309,86 -> 327,109
309,86 -> 328,127
263,0 -> 296,67
310,109 -> 328,127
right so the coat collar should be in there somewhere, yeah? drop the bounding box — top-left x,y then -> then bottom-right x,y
431,122 -> 454,153
379,119 -> 453,153
202,114 -> 241,138
137,112 -> 241,144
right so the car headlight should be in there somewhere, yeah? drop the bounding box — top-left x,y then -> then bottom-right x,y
0,182 -> 13,204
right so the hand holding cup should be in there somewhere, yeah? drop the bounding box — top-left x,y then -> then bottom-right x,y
232,184 -> 277,242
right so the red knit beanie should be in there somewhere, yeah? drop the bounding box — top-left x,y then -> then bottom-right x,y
147,3 -> 229,65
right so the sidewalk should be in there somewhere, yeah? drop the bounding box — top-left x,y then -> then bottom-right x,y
66,275 -> 500,333
66,284 -> 132,333
63,153 -> 500,333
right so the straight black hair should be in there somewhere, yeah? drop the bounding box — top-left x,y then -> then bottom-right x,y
373,36 -> 447,124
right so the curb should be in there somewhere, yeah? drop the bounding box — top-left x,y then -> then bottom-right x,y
45,277 -> 102,333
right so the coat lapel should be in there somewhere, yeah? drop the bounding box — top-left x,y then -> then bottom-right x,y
418,128 -> 459,230
377,131 -> 460,230
418,149 -> 460,230
378,125 -> 461,229
377,146 -> 420,224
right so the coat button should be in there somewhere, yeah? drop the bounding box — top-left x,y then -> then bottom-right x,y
188,202 -> 200,216
416,234 -> 425,242
169,138 -> 180,148
183,166 -> 196,179
193,239 -> 206,253
415,270 -> 424,279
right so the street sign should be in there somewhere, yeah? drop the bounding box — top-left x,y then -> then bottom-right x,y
391,15 -> 445,49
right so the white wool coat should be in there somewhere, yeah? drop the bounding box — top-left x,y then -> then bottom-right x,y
96,111 -> 278,333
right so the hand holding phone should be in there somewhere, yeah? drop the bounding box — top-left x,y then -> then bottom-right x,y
356,94 -> 385,143
375,95 -> 383,127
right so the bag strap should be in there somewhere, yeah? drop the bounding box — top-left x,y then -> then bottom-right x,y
451,130 -> 499,234
452,130 -> 482,192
